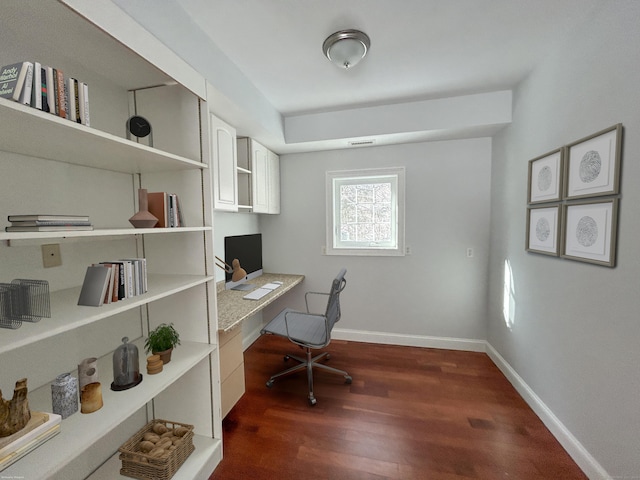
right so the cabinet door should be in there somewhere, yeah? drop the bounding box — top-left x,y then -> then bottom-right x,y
267,149 -> 280,214
210,113 -> 238,211
250,139 -> 270,213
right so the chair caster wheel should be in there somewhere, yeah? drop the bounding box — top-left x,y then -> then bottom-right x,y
345,376 -> 352,384
266,380 -> 274,388
308,397 -> 317,406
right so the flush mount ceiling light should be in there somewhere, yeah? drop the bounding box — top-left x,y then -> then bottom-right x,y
322,29 -> 370,69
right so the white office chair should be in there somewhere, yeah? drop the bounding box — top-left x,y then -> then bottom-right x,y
260,268 -> 352,405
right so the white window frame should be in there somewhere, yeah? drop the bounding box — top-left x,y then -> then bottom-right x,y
326,167 -> 405,256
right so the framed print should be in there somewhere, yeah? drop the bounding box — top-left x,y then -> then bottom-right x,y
528,148 -> 563,204
561,199 -> 618,267
526,205 -> 561,256
564,124 -> 622,199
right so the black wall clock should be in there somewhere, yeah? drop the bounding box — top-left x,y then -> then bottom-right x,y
126,115 -> 153,146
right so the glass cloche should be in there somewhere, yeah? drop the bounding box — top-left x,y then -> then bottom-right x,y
111,337 -> 143,391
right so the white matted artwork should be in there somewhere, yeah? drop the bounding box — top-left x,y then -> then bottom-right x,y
564,124 -> 622,199
561,199 -> 618,267
528,148 -> 563,204
526,205 -> 561,256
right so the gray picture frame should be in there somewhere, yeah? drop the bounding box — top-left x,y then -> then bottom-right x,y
526,205 -> 562,256
527,148 -> 564,204
564,124 -> 622,200
561,198 -> 619,267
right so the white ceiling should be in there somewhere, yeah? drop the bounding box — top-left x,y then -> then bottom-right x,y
115,0 -> 601,152
174,0 -> 598,114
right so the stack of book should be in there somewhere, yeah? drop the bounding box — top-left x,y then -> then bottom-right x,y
0,61 -> 90,126
5,215 -> 93,232
77,258 -> 148,307
0,412 -> 61,472
148,191 -> 184,228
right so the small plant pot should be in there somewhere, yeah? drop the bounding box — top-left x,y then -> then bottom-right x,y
154,348 -> 173,365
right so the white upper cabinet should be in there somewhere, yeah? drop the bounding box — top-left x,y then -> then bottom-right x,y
237,137 -> 280,214
209,112 -> 239,212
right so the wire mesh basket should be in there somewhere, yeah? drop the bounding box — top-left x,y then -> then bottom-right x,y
0,279 -> 50,329
0,283 -> 22,329
11,279 -> 51,322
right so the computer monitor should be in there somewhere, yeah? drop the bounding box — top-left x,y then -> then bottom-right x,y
224,233 -> 263,290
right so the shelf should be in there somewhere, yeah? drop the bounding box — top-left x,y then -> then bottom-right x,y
2,341 -> 217,479
88,434 -> 222,480
0,274 -> 214,355
0,99 -> 207,174
1,226 -> 211,243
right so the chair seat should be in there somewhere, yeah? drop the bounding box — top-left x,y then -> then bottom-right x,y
261,308 -> 327,347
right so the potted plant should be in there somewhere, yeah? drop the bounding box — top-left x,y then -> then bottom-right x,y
145,323 -> 180,364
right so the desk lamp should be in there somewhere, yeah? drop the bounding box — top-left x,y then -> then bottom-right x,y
215,256 -> 247,282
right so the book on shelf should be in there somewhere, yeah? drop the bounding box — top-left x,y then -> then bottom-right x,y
147,192 -> 183,228
77,265 -> 111,307
66,76 -> 76,122
40,66 -> 49,113
100,262 -> 121,303
18,62 -> 34,105
55,68 -> 66,118
0,61 -> 32,102
98,258 -> 148,302
0,412 -> 61,472
32,61 -> 42,110
46,66 -> 56,114
81,81 -> 90,126
9,220 -> 92,227
5,225 -> 93,232
2,60 -> 89,124
8,214 -> 90,222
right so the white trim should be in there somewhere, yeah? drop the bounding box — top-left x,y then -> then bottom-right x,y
331,328 -> 486,352
243,324 -> 263,351
485,343 -> 611,480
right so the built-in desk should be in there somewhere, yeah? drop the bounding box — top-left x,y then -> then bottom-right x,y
216,273 -> 304,416
217,273 -> 305,332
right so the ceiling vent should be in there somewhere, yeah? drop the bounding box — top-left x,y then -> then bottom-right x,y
348,139 -> 376,147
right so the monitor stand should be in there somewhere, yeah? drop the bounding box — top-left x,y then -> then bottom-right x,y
231,283 -> 254,291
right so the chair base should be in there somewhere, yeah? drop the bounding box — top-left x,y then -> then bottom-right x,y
266,348 -> 352,406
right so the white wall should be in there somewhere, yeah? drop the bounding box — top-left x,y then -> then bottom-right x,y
260,138 -> 492,345
487,1 -> 640,477
213,211 -> 260,284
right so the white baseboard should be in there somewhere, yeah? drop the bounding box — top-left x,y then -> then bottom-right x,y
331,327 -> 486,352
242,325 -> 262,351
485,343 -> 610,480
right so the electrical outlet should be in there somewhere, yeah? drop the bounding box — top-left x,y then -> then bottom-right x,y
405,246 -> 412,255
466,247 -> 474,258
42,244 -> 62,268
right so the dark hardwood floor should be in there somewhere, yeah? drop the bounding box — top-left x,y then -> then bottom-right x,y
209,335 -> 586,480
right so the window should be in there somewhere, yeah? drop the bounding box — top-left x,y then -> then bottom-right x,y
326,167 -> 405,256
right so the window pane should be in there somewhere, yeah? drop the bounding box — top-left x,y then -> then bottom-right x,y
327,167 -> 404,256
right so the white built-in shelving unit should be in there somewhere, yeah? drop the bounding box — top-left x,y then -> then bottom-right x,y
0,1 -> 222,478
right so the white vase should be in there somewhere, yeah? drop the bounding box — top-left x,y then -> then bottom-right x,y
78,357 -> 98,390
51,373 -> 78,419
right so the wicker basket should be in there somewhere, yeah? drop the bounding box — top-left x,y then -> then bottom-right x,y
118,419 -> 195,480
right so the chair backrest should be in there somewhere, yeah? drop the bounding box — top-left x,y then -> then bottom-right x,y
325,268 -> 347,332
